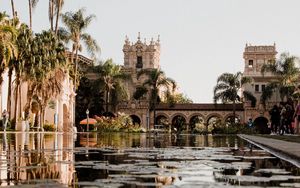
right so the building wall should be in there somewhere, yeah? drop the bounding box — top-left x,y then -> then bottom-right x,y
0,69 -> 74,131
242,43 -> 278,122
118,33 -> 161,129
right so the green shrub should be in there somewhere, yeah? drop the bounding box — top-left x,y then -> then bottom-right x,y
211,123 -> 257,134
43,124 -> 55,131
95,113 -> 143,132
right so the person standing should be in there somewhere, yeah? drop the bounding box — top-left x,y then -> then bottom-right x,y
285,102 -> 294,134
279,102 -> 286,135
2,110 -> 8,131
269,105 -> 280,134
293,101 -> 300,134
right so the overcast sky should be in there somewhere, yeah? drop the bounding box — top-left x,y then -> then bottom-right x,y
1,0 -> 300,103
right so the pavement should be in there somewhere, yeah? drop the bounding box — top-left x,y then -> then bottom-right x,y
239,134 -> 300,167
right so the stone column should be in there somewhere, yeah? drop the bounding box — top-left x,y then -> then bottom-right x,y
58,100 -> 64,132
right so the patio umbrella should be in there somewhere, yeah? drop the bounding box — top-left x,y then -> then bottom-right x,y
80,118 -> 97,125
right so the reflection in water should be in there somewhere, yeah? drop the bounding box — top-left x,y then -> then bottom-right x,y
0,132 -> 75,187
0,132 -> 299,187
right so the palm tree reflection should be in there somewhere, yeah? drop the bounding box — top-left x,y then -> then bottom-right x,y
0,133 -> 75,186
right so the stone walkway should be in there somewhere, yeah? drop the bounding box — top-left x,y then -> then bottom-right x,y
239,134 -> 300,167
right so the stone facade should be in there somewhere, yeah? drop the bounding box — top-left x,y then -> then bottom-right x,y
0,53 -> 92,132
242,43 -> 278,122
118,33 -> 161,129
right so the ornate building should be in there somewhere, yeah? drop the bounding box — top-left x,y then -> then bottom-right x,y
242,43 -> 278,123
118,33 -> 161,129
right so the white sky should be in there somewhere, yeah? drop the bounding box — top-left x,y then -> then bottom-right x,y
1,0 -> 300,103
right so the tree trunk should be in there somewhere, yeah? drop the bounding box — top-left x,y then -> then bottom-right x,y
49,0 -> 54,31
232,100 -> 236,124
41,108 -> 45,127
19,82 -> 22,118
105,90 -> 110,113
73,45 -> 79,125
54,0 -> 61,34
14,83 -> 19,122
11,0 -> 15,18
74,45 -> 79,90
28,0 -> 32,29
7,68 -> 13,120
152,89 -> 157,129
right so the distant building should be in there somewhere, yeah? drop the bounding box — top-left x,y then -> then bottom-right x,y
0,52 -> 92,132
117,33 -> 162,129
242,43 -> 278,123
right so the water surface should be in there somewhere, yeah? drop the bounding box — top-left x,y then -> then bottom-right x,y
0,132 -> 299,187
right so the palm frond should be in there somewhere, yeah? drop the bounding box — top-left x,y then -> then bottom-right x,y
243,90 -> 257,107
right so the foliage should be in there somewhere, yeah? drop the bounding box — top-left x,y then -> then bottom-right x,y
213,72 -> 255,104
136,68 -> 176,126
59,8 -> 100,89
192,123 -> 211,134
213,72 -> 256,123
211,123 -> 256,134
0,12 -> 18,77
22,30 -> 67,126
163,90 -> 193,106
133,85 -> 148,100
95,113 -> 143,132
75,76 -> 105,124
261,53 -> 300,106
43,123 -> 55,131
93,59 -> 130,113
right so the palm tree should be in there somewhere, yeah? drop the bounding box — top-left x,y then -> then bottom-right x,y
137,68 -> 176,127
23,30 -> 66,126
213,72 -> 256,123
54,0 -> 64,34
60,8 -> 100,89
48,0 -> 64,33
48,0 -> 54,31
0,12 -> 18,70
28,0 -> 39,29
98,59 -> 129,113
0,13 -> 18,120
12,24 -> 32,121
11,0 -> 16,18
261,53 -> 299,106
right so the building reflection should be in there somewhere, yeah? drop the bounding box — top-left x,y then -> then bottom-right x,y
0,132 -> 75,186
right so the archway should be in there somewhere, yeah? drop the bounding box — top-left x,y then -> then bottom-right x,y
130,115 -> 141,126
225,115 -> 241,126
207,116 -> 222,133
253,116 -> 270,134
155,115 -> 169,129
172,115 -> 186,132
189,115 -> 205,132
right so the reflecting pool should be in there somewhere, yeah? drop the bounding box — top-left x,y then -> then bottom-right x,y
0,132 -> 299,187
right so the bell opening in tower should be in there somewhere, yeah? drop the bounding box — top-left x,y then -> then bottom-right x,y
136,56 -> 143,69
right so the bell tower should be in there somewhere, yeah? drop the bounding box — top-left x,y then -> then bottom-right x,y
243,43 -> 278,121
123,32 -> 161,70
243,44 -> 277,97
243,43 -> 277,77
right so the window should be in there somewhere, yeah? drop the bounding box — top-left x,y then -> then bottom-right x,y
261,84 -> 265,92
248,60 -> 253,68
255,84 -> 259,92
136,56 -> 143,68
